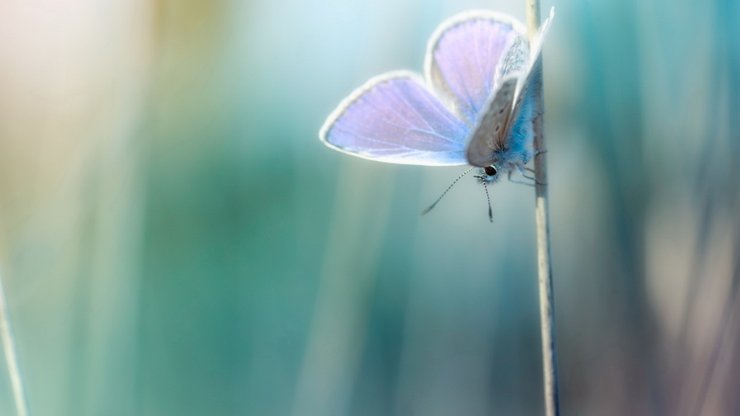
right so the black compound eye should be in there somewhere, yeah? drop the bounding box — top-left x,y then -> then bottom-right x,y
484,165 -> 497,176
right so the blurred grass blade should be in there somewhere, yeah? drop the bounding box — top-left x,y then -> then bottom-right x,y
0,271 -> 29,416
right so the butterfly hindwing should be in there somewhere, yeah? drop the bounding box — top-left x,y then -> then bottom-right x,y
496,36 -> 530,80
320,72 -> 469,166
512,7 -> 555,112
505,7 -> 556,148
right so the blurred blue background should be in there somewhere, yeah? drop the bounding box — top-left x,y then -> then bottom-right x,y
0,0 -> 738,415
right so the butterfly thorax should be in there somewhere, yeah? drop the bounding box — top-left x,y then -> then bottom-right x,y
476,145 -> 532,184
495,145 -> 532,169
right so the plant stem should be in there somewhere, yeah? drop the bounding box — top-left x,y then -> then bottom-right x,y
0,271 -> 29,416
525,1 -> 560,415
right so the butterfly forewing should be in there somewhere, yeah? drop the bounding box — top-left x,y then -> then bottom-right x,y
464,77 -> 518,167
424,11 -> 526,124
320,72 -> 470,166
465,8 -> 555,167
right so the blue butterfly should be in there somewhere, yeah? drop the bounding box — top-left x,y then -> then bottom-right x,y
320,9 -> 554,219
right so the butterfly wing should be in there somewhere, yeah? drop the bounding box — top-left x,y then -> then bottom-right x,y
464,77 -> 518,167
502,7 -> 556,155
465,8 -> 555,167
463,38 -> 528,167
424,11 -> 527,124
511,7 -> 555,110
320,71 -> 470,166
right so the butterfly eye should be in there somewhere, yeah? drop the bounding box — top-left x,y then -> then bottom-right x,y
484,165 -> 497,176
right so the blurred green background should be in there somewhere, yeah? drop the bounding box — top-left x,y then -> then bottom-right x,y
1,0 -> 739,415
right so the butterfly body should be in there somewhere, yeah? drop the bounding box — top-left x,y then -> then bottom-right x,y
320,8 -> 553,199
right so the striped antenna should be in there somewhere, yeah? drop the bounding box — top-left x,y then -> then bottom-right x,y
421,167 -> 475,215
482,180 -> 493,222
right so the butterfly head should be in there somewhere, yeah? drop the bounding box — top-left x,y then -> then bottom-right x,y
475,164 -> 500,184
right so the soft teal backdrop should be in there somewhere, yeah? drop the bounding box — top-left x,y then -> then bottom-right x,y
0,0 -> 738,415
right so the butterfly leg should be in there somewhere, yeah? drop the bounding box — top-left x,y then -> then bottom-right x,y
518,166 -> 547,186
508,170 -> 535,187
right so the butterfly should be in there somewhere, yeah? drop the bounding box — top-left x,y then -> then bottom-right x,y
319,8 -> 554,220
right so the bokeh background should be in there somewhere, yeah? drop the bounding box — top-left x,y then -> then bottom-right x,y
1,0 -> 739,415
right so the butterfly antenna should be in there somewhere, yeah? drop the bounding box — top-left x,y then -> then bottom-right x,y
421,167 -> 475,215
482,181 -> 493,222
